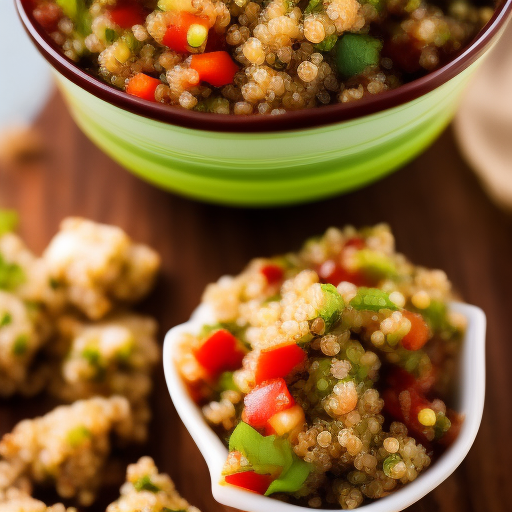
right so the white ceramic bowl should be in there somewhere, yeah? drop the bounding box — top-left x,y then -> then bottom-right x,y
163,301 -> 486,512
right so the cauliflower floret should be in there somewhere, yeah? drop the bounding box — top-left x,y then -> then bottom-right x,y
0,396 -> 136,506
0,487 -> 76,512
43,218 -> 160,319
0,291 -> 51,397
49,313 -> 159,441
107,456 -> 200,512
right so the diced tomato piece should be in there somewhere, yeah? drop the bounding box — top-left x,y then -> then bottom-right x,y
33,2 -> 62,31
386,367 -> 436,395
194,329 -> 245,378
344,237 -> 366,250
224,471 -> 274,494
126,73 -> 161,102
255,343 -> 306,384
242,378 -> 295,428
383,387 -> 434,443
108,3 -> 146,29
162,12 -> 209,53
260,264 -> 284,285
401,310 -> 430,351
317,260 -> 372,287
190,51 -> 239,87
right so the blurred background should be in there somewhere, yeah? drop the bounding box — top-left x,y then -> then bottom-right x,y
1,2 -> 511,511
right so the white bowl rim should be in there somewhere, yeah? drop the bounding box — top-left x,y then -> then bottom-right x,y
163,301 -> 486,512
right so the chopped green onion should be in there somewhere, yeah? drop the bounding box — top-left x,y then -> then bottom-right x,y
383,454 -> 402,477
0,312 -> 12,327
134,475 -> 161,493
315,34 -> 338,52
12,334 -> 29,356
317,284 -> 344,330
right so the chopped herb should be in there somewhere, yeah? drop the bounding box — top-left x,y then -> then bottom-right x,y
350,288 -> 399,312
0,312 -> 12,327
105,28 -> 117,44
0,210 -> 18,237
134,475 -> 161,493
383,454 -> 402,477
67,425 -> 91,447
304,0 -> 323,13
0,255 -> 25,291
218,371 -> 239,392
315,34 -> 338,52
49,277 -> 61,290
12,334 -> 29,356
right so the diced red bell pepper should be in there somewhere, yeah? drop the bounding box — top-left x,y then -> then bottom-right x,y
194,329 -> 245,378
344,237 -> 366,250
317,260 -> 371,288
224,471 -> 274,494
190,51 -> 239,87
108,3 -> 147,29
33,1 -> 62,31
162,12 -> 210,53
386,367 -> 436,395
255,343 -> 306,384
242,378 -> 295,428
260,264 -> 284,285
126,73 -> 161,102
401,310 -> 430,351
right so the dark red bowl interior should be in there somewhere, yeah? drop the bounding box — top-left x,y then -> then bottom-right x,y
16,0 -> 512,133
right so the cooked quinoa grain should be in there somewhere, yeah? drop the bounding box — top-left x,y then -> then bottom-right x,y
176,224 -> 465,508
0,488 -> 76,512
31,0 -> 494,113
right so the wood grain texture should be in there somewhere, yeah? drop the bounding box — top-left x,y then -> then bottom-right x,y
0,91 -> 510,512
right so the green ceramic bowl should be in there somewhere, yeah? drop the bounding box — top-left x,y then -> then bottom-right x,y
17,0 -> 512,206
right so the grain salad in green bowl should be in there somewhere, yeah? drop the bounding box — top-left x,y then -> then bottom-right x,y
175,224 -> 469,509
29,0 -> 494,114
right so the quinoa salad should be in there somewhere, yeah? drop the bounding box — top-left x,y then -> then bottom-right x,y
176,224 -> 467,508
30,0 -> 494,114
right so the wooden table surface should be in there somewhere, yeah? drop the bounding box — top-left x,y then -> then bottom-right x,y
0,91 -> 509,512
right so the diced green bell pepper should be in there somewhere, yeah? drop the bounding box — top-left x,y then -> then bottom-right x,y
349,288 -> 398,312
0,210 -> 18,237
335,34 -> 383,79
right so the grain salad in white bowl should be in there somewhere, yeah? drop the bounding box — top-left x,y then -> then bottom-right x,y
164,224 -> 486,511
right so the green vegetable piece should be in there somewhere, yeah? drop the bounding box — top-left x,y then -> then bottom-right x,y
67,425 -> 91,447
315,34 -> 338,52
56,0 -> 81,20
12,334 -> 29,356
304,0 -> 323,13
218,371 -> 239,392
434,412 -> 452,440
82,346 -> 101,367
265,456 -> 311,495
349,288 -> 398,312
49,277 -> 61,290
0,210 -> 18,237
229,422 -> 287,474
355,249 -> 397,280
0,312 -> 12,327
134,475 -> 161,493
383,454 -> 402,477
318,284 -> 344,330
105,28 -> 117,45
335,34 -> 383,79
0,255 -> 25,291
